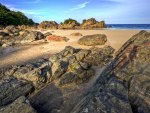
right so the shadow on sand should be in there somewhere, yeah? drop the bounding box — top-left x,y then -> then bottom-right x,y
30,83 -> 63,113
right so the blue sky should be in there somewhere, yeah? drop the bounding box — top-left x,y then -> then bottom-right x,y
0,0 -> 150,24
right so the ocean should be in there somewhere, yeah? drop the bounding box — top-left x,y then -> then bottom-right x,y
107,24 -> 150,30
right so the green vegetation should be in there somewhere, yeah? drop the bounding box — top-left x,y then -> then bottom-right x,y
63,18 -> 80,25
0,3 -> 35,26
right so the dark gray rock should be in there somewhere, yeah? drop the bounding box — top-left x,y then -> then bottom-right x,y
0,96 -> 36,113
13,59 -> 51,88
72,31 -> 150,113
0,32 -> 9,38
0,77 -> 33,106
83,46 -> 115,66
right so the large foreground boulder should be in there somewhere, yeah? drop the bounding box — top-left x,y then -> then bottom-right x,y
0,96 -> 36,113
78,34 -> 107,46
71,31 -> 150,113
0,77 -> 33,106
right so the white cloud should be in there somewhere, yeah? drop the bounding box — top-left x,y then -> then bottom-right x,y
66,1 -> 89,13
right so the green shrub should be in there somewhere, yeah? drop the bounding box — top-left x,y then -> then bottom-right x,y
0,3 -> 35,26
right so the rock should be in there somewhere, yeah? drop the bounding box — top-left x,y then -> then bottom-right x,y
0,96 -> 36,113
70,32 -> 83,36
60,46 -> 76,56
46,35 -> 69,42
13,59 -> 51,88
48,45 -> 114,85
82,46 -> 114,66
73,31 -> 150,113
44,32 -> 52,37
23,31 -> 45,42
78,34 -> 107,46
58,18 -> 80,29
51,60 -> 69,80
0,32 -> 9,38
81,18 -> 107,29
49,47 -> 96,85
5,25 -> 20,34
49,46 -> 76,62
75,49 -> 90,61
38,21 -> 58,29
59,72 -> 77,85
0,77 -> 33,106
5,25 -> 19,33
0,25 -> 4,30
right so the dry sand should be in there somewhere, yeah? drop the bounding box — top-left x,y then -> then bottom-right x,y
0,29 -> 147,68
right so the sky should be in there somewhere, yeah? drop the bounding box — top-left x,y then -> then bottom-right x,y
0,0 -> 150,24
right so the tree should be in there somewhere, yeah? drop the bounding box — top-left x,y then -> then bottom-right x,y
0,3 -> 35,26
63,18 -> 79,25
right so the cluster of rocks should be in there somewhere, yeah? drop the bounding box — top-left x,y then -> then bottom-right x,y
38,18 -> 107,30
72,30 -> 150,113
78,34 -> 107,46
0,25 -> 45,47
1,30 -> 149,113
58,21 -> 80,29
0,45 -> 114,112
0,25 -> 71,47
81,18 -> 107,29
38,21 -> 58,29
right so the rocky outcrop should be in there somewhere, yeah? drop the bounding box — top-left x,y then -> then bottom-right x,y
21,31 -> 45,43
46,35 -> 69,42
78,34 -> 107,46
58,22 -> 79,29
0,96 -> 36,113
2,59 -> 51,88
4,25 -> 20,36
83,46 -> 114,66
49,46 -> 95,85
0,45 -> 114,87
0,44 -> 114,112
0,77 -> 33,106
38,21 -> 58,29
58,19 -> 80,29
72,31 -> 150,113
0,26 -> 45,47
81,18 -> 107,29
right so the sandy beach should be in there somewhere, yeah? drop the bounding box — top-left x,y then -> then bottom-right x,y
0,29 -> 147,68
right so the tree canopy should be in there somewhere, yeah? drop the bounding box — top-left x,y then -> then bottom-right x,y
0,3 -> 35,26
